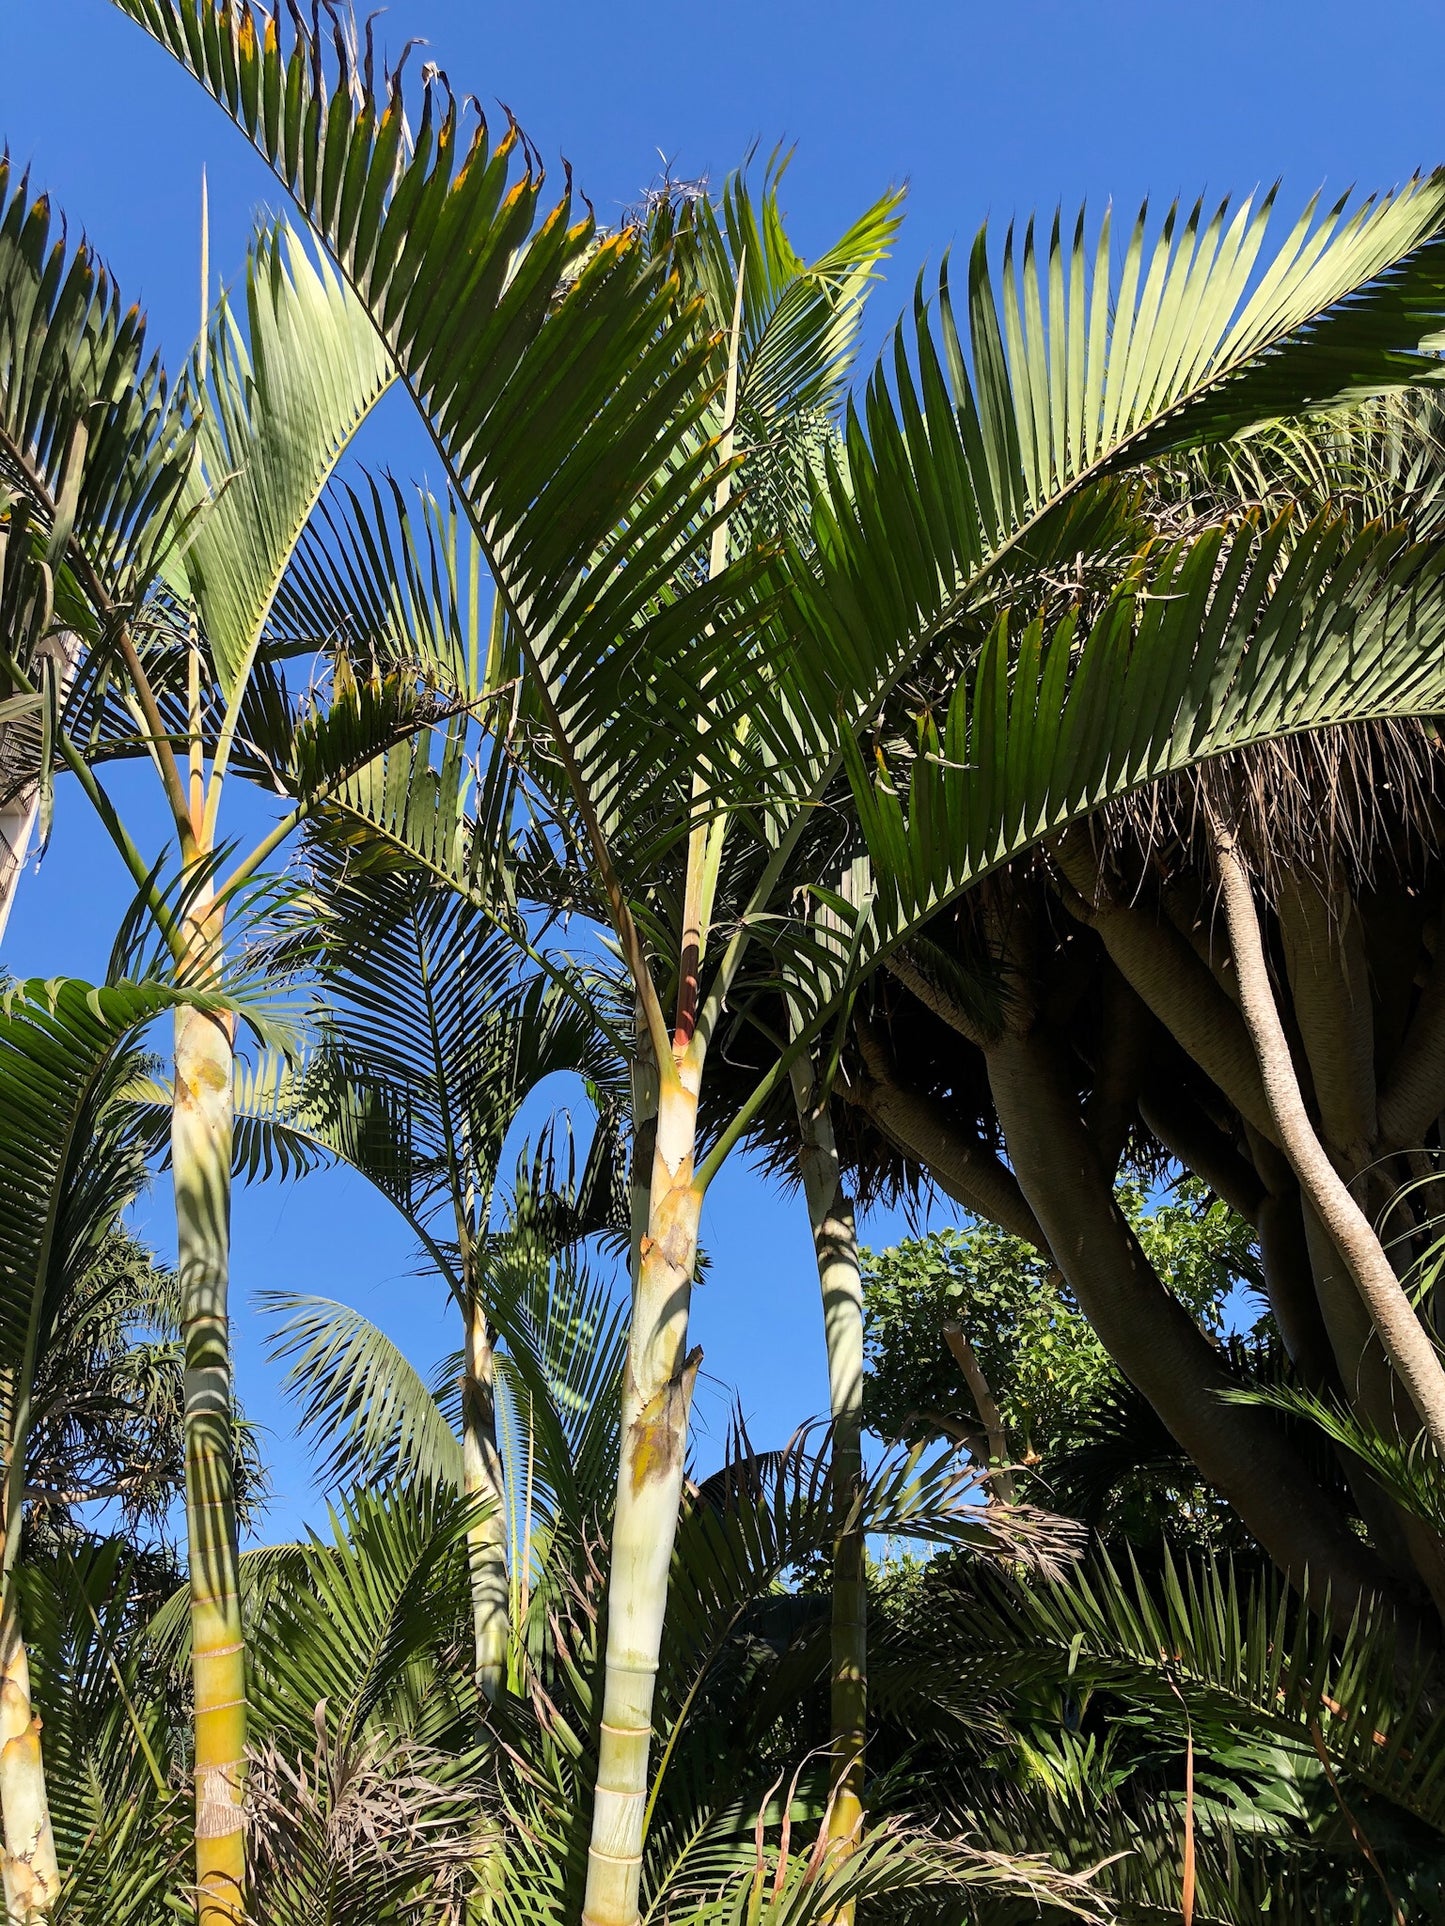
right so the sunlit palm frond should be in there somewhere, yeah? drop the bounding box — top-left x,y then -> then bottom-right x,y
0,156 -> 190,595
247,1481 -> 475,1752
177,219 -> 394,706
263,1291 -> 463,1496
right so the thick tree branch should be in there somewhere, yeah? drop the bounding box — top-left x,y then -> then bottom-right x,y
1139,1082 -> 1266,1227
1378,933 -> 1445,1151
883,948 -> 990,1046
1053,829 -> 1276,1139
985,1021 -> 1401,1623
852,1018 -> 1043,1247
1210,810 -> 1445,1461
1276,871 -> 1377,1160
1082,972 -> 1153,1183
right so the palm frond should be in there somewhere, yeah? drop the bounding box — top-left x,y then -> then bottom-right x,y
179,218 -> 394,705
263,1291 -> 464,1495
819,508 -> 1445,1009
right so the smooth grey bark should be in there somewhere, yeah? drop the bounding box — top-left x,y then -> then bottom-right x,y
985,1022 -> 1402,1623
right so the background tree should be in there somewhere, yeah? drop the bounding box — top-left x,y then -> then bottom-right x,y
862,1178 -> 1261,1539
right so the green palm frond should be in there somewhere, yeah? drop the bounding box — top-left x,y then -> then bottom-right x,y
1226,1377 -> 1445,1540
0,978 -> 204,1445
263,1291 -> 464,1495
248,1480 -> 474,1751
655,158 -> 904,543
490,1242 -> 629,1545
273,474 -> 483,693
19,1542 -> 183,1876
291,847 -> 615,1227
110,1 -> 758,864
947,1546 -> 1445,1834
811,177 -> 1445,692
652,1817 -> 1109,1925
785,506 -> 1445,1024
0,156 -> 191,595
178,219 -> 393,705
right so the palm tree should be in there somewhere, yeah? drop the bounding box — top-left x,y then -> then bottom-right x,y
240,838 -> 627,1701
248,1260 -> 1085,1921
0,972 -> 242,1920
0,206 -> 421,1920
92,15 -> 1445,1921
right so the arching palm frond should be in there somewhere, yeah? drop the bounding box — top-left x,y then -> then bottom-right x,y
808,175 -> 1445,710
0,155 -> 191,597
247,1481 -> 475,1753
263,1292 -> 463,1496
646,1818 -> 1108,1926
110,0 -> 761,874
489,1242 -> 629,1548
940,1546 -> 1445,1838
655,159 -> 906,546
775,506 -> 1445,1044
176,221 -> 393,700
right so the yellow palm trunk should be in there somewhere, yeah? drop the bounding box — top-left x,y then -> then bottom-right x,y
792,1069 -> 867,1891
173,993 -> 245,1924
461,1298 -> 509,1703
0,1605 -> 58,1923
583,1070 -> 703,1926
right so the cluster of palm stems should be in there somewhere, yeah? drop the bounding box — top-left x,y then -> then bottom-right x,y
6,3 -> 1445,1922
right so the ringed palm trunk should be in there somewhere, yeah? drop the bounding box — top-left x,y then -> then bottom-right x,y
0,1610 -> 57,1926
172,916 -> 246,1925
460,1296 -> 509,1702
0,1389 -> 57,1925
583,1067 -> 703,1926
790,1065 -> 867,1890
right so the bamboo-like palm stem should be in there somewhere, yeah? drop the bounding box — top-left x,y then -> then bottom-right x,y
0,1605 -> 57,1925
172,915 -> 245,1925
0,1383 -> 57,1926
461,1296 -> 508,1704
790,1060 -> 867,1893
1210,808 -> 1445,1459
583,1069 -> 704,1926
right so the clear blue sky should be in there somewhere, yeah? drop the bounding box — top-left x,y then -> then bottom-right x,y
4,0 -> 1445,1540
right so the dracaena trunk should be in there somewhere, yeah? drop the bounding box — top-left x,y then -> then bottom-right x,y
173,995 -> 246,1924
793,1081 -> 867,1889
583,1071 -> 703,1926
461,1299 -> 509,1703
0,1603 -> 58,1923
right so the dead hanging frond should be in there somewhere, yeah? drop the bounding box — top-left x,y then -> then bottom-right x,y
668,1813 -> 1113,1922
686,1410 -> 1085,1583
1064,717 -> 1445,909
243,1720 -> 482,1926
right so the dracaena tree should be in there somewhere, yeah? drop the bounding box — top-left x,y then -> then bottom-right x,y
819,399 -> 1445,1646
